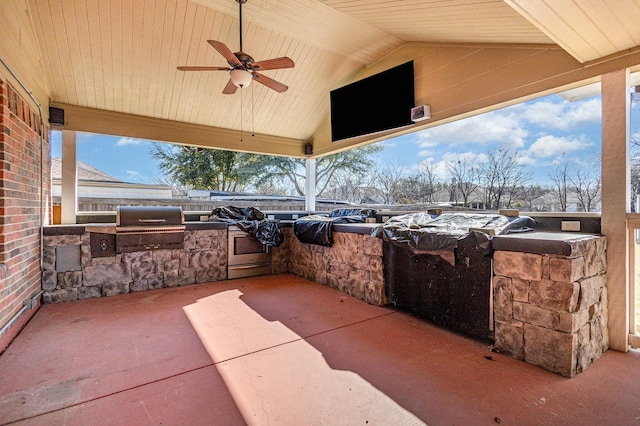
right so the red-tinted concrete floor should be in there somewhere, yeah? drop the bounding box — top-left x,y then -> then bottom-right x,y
1,273 -> 640,425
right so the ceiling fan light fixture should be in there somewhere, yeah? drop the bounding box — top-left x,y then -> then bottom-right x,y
230,69 -> 252,88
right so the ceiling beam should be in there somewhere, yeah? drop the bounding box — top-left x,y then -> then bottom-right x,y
51,103 -> 308,158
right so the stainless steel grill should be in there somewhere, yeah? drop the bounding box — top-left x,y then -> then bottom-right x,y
115,206 -> 185,253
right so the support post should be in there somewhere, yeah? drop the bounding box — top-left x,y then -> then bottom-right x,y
61,130 -> 77,224
601,69 -> 631,351
305,158 -> 316,212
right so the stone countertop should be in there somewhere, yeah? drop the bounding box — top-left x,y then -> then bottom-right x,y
492,231 -> 602,256
200,220 -> 379,235
43,224 -> 88,236
333,223 -> 379,234
43,221 -> 229,236
185,222 -> 228,231
280,220 -> 379,235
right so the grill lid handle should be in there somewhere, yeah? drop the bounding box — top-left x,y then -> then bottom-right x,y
138,219 -> 166,224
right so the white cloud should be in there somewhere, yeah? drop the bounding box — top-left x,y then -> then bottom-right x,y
417,139 -> 439,149
442,151 -> 488,164
516,154 -> 537,166
126,170 -> 142,181
115,137 -> 147,147
527,135 -> 592,158
415,111 -> 527,150
417,149 -> 435,157
520,98 -> 601,130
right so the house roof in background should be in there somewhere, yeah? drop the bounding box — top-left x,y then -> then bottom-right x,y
51,157 -> 121,183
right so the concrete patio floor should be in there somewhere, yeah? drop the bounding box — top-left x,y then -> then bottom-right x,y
1,273 -> 639,425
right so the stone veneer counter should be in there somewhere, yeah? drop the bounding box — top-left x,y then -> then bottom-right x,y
42,221 -> 228,236
272,223 -> 385,306
42,223 -> 229,303
41,223 -> 607,377
491,232 -> 607,377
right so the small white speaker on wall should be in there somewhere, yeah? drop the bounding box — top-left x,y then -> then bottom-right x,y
411,105 -> 431,122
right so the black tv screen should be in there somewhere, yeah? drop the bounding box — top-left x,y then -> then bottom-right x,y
330,61 -> 415,142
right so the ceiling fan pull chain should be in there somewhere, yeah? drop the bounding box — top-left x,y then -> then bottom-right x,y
240,87 -> 244,142
251,83 -> 255,137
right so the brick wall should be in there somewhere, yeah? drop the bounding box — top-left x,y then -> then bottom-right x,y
0,79 -> 50,336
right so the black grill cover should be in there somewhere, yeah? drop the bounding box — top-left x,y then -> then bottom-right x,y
293,208 -> 377,247
209,206 -> 283,247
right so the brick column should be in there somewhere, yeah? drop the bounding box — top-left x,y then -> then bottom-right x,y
0,79 -> 50,337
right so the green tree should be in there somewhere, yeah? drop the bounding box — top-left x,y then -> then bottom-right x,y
152,145 -> 258,192
251,145 -> 384,196
152,143 -> 383,196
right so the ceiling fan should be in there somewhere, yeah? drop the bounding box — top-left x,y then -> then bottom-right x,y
177,0 -> 294,94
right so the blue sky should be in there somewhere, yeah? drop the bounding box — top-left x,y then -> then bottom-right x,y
375,93 -> 605,185
52,92 -> 623,187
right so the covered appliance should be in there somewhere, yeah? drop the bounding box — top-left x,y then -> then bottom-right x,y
376,212 -> 535,340
115,206 -> 185,253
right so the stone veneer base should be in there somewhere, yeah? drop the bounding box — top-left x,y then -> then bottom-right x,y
271,228 -> 386,306
492,235 -> 608,377
42,229 -> 228,303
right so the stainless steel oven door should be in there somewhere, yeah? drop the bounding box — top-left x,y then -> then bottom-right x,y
227,226 -> 272,279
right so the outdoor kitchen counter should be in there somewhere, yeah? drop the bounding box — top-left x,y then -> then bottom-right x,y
44,222 -> 229,235
184,221 -> 228,231
43,224 -> 88,235
41,222 -> 608,377
492,231 -> 603,255
491,230 -> 608,377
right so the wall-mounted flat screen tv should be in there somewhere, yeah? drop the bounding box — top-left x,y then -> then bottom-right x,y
330,61 -> 415,142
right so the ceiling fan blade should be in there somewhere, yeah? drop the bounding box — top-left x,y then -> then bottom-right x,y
177,66 -> 231,71
222,79 -> 238,95
250,57 -> 295,71
207,40 -> 242,68
253,72 -> 288,93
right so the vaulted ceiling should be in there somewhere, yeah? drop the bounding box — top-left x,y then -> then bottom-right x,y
3,0 -> 640,157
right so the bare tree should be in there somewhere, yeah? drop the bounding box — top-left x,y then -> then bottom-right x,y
447,158 -> 480,207
515,184 -> 550,211
480,148 -> 530,209
549,154 -> 571,212
571,154 -> 601,212
373,161 -> 404,204
390,173 -> 439,204
323,168 -> 377,203
415,162 -> 441,203
151,174 -> 190,197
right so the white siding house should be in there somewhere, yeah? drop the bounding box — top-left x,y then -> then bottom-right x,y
51,157 -> 173,199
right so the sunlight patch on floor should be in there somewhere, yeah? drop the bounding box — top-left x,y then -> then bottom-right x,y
183,290 -> 425,425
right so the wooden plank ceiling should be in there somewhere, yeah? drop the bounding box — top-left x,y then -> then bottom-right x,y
25,0 -> 640,144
